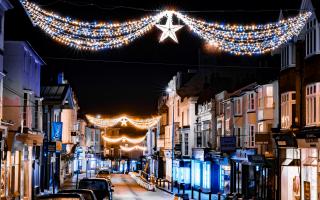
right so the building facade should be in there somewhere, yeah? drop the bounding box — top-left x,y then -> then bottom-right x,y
3,41 -> 45,200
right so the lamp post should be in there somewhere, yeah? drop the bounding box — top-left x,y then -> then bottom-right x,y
166,87 -> 175,193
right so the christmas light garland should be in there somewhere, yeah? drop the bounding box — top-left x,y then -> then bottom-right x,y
21,0 -> 311,55
120,145 -> 147,151
86,115 -> 161,129
102,135 -> 146,144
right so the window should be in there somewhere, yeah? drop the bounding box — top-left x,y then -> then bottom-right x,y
249,125 -> 255,147
177,100 -> 180,117
236,127 -> 241,147
281,92 -> 296,129
234,97 -> 242,116
305,17 -> 318,57
23,93 -> 29,127
265,86 -> 273,108
197,131 -> 202,147
248,92 -> 255,111
306,82 -> 320,126
281,43 -> 296,70
184,133 -> 188,155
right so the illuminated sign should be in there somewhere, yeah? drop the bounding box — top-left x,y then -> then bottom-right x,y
51,122 -> 63,141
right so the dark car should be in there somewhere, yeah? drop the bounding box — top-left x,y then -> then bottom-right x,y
37,193 -> 85,200
59,189 -> 97,200
78,178 -> 113,200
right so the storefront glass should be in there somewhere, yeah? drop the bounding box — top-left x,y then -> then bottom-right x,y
281,148 -> 301,200
220,165 -> 231,193
301,148 -> 318,200
191,160 -> 201,188
202,161 -> 211,190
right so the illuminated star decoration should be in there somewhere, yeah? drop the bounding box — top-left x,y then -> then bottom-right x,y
120,118 -> 128,126
156,11 -> 184,43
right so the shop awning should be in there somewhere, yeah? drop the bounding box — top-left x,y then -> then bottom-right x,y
282,159 -> 300,166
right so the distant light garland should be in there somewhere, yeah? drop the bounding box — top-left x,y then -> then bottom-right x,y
102,135 -> 146,144
21,0 -> 311,55
86,115 -> 161,129
120,145 -> 147,151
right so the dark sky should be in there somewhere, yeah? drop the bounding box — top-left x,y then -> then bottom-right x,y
5,0 -> 298,116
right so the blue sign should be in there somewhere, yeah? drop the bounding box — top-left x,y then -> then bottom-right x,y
220,136 -> 236,152
51,122 -> 63,141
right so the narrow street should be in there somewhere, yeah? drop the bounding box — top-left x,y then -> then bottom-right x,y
112,174 -> 173,200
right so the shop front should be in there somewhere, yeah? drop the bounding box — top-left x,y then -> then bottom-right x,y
296,129 -> 320,200
230,148 -> 257,198
173,159 -> 191,189
191,148 -> 219,193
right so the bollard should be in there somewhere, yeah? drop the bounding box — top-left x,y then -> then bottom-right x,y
182,184 -> 185,194
209,193 -> 212,200
198,189 -> 201,200
218,192 -> 221,200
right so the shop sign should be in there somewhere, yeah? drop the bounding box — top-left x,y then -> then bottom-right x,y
248,155 -> 265,164
51,122 -> 63,141
56,141 -> 62,152
273,133 -> 297,148
296,132 -> 320,148
220,136 -> 236,152
232,149 -> 256,161
255,133 -> 270,144
192,149 -> 205,161
47,142 -> 56,152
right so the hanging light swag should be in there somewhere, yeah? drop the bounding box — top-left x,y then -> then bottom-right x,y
86,115 -> 161,129
102,135 -> 146,144
21,0 -> 311,55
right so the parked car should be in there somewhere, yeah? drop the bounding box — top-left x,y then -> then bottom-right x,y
37,193 -> 85,200
58,189 -> 97,200
96,169 -> 111,180
78,178 -> 113,200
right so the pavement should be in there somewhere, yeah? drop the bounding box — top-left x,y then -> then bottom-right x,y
156,181 -> 223,200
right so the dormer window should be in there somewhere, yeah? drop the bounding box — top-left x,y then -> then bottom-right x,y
281,43 -> 296,70
305,17 -> 319,57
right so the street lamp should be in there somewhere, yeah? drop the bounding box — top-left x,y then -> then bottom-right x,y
166,87 -> 175,193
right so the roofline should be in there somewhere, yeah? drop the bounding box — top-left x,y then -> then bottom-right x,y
0,0 -> 13,11
5,41 -> 46,65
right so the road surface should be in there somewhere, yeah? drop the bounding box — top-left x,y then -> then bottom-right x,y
111,174 -> 174,200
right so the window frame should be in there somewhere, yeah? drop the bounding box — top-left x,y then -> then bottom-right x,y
234,97 -> 242,116
281,91 -> 296,129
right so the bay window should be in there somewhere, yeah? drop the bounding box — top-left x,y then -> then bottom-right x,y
306,82 -> 320,126
305,17 -> 319,57
281,92 -> 296,129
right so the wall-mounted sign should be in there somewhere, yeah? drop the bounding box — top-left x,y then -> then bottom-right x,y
232,149 -> 256,161
296,131 -> 320,148
220,136 -> 236,152
47,142 -> 56,152
248,155 -> 265,164
273,133 -> 297,148
51,122 -> 63,141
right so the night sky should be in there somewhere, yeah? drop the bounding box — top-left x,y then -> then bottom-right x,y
5,0 -> 298,116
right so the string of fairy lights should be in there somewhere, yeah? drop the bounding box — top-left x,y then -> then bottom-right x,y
20,0 -> 312,55
102,135 -> 146,144
86,115 -> 161,129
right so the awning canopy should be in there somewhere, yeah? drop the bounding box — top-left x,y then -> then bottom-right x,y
282,159 -> 301,166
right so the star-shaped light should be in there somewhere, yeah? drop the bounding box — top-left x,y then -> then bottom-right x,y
120,117 -> 128,126
156,12 -> 183,43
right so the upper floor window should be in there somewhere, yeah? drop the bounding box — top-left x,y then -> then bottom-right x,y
306,82 -> 320,126
234,97 -> 242,116
23,93 -> 29,126
305,17 -> 319,57
281,43 -> 296,70
281,91 -> 296,129
258,85 -> 274,108
248,92 -> 255,112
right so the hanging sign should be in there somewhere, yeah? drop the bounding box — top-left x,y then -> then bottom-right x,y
220,136 -> 236,152
51,122 -> 63,141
